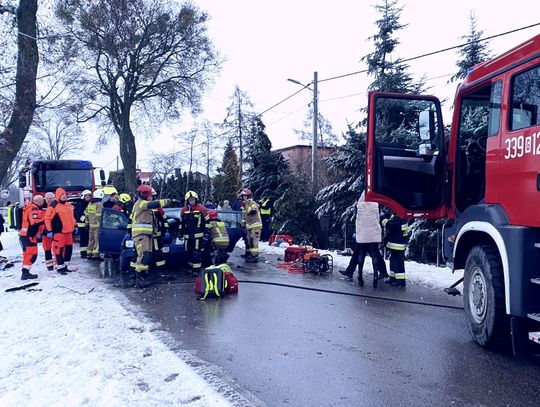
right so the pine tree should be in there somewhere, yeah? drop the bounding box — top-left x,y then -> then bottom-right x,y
213,140 -> 242,205
450,13 -> 491,83
244,117 -> 290,198
362,0 -> 423,94
221,85 -> 256,178
315,0 -> 421,248
294,110 -> 338,147
316,124 -> 366,228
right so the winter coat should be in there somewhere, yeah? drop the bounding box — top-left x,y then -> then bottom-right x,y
19,203 -> 44,238
181,203 -> 211,240
241,199 -> 262,230
132,198 -> 170,238
382,215 -> 409,251
355,193 -> 382,244
44,188 -> 76,234
84,199 -> 103,229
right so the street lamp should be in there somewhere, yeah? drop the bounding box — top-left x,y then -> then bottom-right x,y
287,71 -> 318,189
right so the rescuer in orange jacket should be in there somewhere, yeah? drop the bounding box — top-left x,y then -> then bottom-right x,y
19,195 -> 45,280
42,192 -> 56,270
44,188 -> 77,275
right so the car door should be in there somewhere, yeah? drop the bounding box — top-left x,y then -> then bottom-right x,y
99,208 -> 129,256
366,92 -> 448,218
218,210 -> 243,251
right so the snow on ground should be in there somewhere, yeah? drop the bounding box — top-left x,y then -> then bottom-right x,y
257,241 -> 464,289
0,230 -> 232,407
0,229 -> 463,407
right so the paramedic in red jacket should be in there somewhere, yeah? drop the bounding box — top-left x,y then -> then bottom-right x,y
19,195 -> 45,280
44,188 -> 77,275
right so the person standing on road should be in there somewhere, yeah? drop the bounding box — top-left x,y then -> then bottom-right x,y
19,195 -> 45,280
339,192 -> 388,287
74,190 -> 92,259
259,191 -> 273,242
44,188 -> 77,275
84,189 -> 104,261
131,184 -> 176,287
382,213 -> 409,287
240,188 -> 262,263
42,192 -> 56,270
181,191 -> 211,276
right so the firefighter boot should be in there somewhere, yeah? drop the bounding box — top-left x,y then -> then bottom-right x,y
245,255 -> 259,263
57,267 -> 68,275
136,271 -> 151,288
21,268 -> 38,280
391,279 -> 406,287
385,277 -> 396,285
339,269 -> 354,278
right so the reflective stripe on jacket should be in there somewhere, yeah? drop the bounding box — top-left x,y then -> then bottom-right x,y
242,199 -> 262,230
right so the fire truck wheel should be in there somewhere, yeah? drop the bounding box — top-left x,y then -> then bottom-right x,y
463,244 -> 509,350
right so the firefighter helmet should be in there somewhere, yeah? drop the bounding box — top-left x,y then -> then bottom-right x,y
137,184 -> 153,199
240,188 -> 252,198
208,210 -> 218,220
93,189 -> 104,199
185,190 -> 199,201
119,193 -> 131,204
81,189 -> 92,199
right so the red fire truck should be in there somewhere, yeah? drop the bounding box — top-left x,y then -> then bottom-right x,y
366,34 -> 540,353
18,159 -> 96,204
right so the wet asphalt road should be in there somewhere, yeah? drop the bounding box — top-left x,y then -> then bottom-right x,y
93,251 -> 540,407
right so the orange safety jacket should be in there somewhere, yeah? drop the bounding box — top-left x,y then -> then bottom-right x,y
18,203 -> 44,238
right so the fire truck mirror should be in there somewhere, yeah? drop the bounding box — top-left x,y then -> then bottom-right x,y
18,174 -> 27,188
99,169 -> 106,181
419,110 -> 434,141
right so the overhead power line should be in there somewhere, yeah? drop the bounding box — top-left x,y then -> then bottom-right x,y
258,21 -> 540,116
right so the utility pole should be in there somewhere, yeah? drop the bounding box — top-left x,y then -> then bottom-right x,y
312,71 -> 318,190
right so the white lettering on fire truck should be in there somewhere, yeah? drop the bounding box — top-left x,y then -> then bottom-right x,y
504,133 -> 540,159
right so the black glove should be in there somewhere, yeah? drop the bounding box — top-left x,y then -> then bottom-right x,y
248,209 -> 257,215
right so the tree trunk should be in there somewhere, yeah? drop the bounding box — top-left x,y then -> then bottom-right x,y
119,125 -> 138,194
0,0 -> 39,183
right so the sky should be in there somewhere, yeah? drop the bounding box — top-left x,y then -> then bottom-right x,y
80,0 -> 540,176
0,224 -> 463,404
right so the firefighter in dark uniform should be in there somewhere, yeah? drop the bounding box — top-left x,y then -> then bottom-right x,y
74,189 -> 92,258
181,191 -> 211,276
130,184 -> 176,287
382,214 -> 409,287
259,192 -> 273,242
150,188 -> 167,273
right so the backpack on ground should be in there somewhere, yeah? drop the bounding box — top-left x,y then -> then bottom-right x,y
195,263 -> 238,298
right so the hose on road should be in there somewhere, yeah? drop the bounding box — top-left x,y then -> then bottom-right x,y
145,277 -> 464,311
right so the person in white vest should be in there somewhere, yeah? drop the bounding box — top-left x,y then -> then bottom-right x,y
339,191 -> 388,287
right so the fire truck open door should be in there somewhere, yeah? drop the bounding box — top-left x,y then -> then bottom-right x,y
365,92 -> 449,219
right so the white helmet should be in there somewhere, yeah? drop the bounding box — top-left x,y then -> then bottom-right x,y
93,189 -> 104,199
81,189 -> 92,199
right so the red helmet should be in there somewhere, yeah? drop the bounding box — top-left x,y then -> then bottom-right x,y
240,188 -> 252,198
137,184 -> 153,199
208,210 -> 218,220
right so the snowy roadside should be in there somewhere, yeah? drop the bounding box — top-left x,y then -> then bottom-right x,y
0,231 -> 233,407
256,241 -> 464,289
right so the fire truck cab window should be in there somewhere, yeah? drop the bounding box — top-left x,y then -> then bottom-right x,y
456,83 -> 493,211
510,65 -> 540,130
